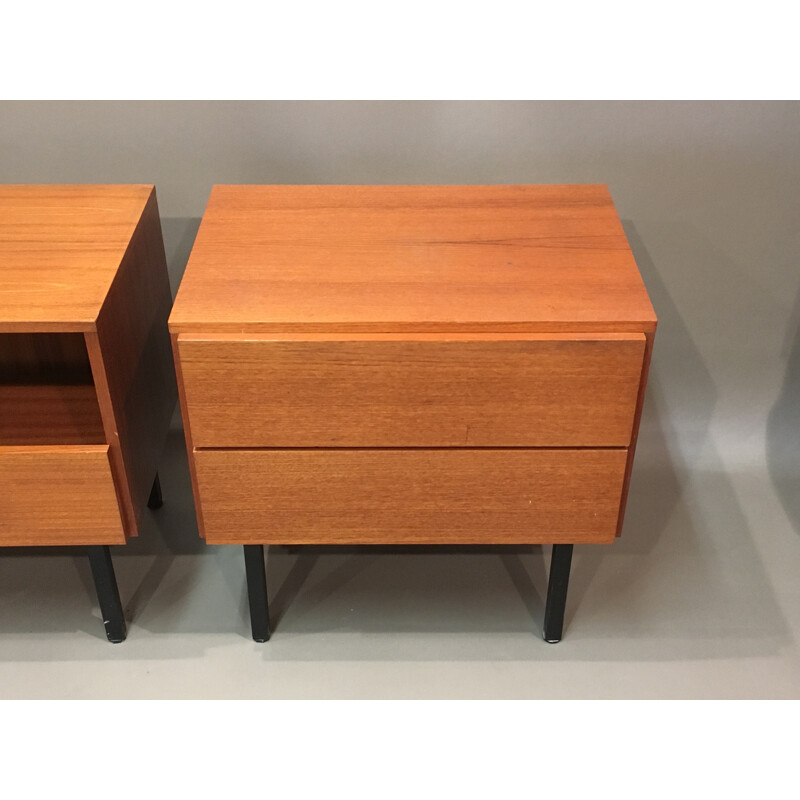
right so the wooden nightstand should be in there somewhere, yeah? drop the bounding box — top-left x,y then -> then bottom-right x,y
0,185 -> 176,642
170,185 -> 656,642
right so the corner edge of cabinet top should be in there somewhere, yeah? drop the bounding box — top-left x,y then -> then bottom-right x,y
0,184 -> 156,333
168,183 -> 657,335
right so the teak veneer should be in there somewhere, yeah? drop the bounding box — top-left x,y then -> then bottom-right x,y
170,184 -> 656,643
0,185 -> 177,642
176,332 -> 645,448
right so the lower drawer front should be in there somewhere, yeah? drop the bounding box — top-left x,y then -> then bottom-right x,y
0,446 -> 125,546
194,448 -> 628,545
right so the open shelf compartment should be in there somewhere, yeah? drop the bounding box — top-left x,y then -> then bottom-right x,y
0,333 -> 106,446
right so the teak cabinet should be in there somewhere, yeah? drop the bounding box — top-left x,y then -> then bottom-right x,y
0,185 -> 176,642
170,184 -> 656,642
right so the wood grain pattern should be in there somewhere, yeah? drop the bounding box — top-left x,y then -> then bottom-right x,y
88,187 -> 177,537
0,185 -> 155,332
169,185 -> 657,335
177,332 -> 645,448
194,448 -> 629,545
0,446 -> 124,546
0,384 -> 105,445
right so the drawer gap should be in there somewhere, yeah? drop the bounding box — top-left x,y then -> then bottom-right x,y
193,445 -> 630,452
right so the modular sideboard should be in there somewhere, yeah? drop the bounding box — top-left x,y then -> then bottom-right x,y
0,185 -> 176,642
170,184 -> 657,642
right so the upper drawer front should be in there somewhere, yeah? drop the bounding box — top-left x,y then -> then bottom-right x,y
0,445 -> 124,546
178,333 -> 646,448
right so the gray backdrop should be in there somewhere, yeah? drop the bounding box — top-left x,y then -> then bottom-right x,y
1,101 -> 799,698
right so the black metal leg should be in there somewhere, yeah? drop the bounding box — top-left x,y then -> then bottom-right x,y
147,472 -> 163,510
87,545 -> 127,643
543,544 -> 573,643
243,545 -> 271,642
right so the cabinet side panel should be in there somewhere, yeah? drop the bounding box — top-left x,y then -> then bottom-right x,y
171,332 -> 206,538
616,329 -> 655,537
93,188 -> 177,535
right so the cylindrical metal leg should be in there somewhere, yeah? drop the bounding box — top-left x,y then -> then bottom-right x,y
87,545 -> 127,643
147,472 -> 163,510
243,545 -> 271,642
543,544 -> 574,643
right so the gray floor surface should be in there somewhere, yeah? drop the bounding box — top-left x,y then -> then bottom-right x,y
1,402 -> 799,699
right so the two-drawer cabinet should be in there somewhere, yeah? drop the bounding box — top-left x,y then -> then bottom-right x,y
170,184 -> 656,642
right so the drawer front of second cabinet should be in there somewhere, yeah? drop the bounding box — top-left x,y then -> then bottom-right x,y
0,445 -> 125,546
193,447 -> 629,545
178,333 -> 645,448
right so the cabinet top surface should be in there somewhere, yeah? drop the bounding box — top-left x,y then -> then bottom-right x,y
0,185 -> 153,331
169,184 -> 656,334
